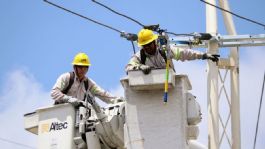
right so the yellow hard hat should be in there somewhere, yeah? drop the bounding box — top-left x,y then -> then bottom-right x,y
137,29 -> 158,46
72,53 -> 91,66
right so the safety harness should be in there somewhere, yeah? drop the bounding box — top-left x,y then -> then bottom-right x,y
62,71 -> 89,95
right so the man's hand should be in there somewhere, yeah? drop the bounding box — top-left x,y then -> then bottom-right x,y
139,65 -> 151,74
202,53 -> 220,62
68,97 -> 84,106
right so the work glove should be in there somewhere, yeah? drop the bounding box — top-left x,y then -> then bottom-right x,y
69,98 -> 85,106
114,97 -> 125,104
139,65 -> 151,74
54,95 -> 71,104
202,53 -> 220,62
67,97 -> 84,107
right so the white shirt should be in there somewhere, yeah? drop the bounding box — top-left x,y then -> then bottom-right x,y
51,72 -> 118,104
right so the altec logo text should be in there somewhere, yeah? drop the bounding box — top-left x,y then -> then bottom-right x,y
41,121 -> 68,133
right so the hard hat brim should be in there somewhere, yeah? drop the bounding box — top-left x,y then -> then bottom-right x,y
72,62 -> 91,66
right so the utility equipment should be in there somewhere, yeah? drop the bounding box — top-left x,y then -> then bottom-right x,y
24,69 -> 204,149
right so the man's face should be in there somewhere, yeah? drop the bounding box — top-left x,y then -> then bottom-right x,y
74,65 -> 88,80
143,41 -> 156,55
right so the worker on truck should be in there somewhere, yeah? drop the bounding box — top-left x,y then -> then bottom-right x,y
125,29 -> 219,74
51,52 -> 123,106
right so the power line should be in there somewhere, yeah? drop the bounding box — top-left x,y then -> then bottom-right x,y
43,0 -> 122,33
44,0 -> 200,38
43,0 -> 141,42
253,71 -> 265,149
91,0 -> 196,37
200,0 -> 265,29
43,0 -> 139,54
0,137 -> 35,149
91,0 -> 145,27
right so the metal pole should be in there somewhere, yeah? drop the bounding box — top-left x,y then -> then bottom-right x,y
206,0 -> 219,149
219,1 -> 241,149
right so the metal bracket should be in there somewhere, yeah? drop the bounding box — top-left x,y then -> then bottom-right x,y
170,34 -> 265,48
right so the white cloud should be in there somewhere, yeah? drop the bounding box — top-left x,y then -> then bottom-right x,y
0,69 -> 51,149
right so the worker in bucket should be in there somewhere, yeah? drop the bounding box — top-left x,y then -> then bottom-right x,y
51,52 -> 124,106
126,29 -> 219,74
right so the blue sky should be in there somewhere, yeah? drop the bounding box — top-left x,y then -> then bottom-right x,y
0,0 -> 265,148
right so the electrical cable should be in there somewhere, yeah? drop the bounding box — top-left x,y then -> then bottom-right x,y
0,137 -> 35,149
200,0 -> 265,29
91,0 -> 196,37
43,0 -> 122,33
165,31 -> 196,37
91,0 -> 145,27
253,71 -> 265,149
44,0 -> 203,42
131,41 -> 136,54
43,0 -> 138,54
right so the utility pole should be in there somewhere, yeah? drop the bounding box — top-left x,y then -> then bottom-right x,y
171,1 -> 265,148
171,33 -> 265,149
206,0 -> 219,149
205,0 -> 264,148
219,1 -> 241,149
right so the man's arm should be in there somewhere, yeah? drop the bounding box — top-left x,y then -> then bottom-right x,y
51,73 -> 70,101
51,73 -> 88,106
170,46 -> 219,62
125,51 -> 151,74
125,53 -> 142,72
170,47 -> 204,61
88,78 -> 122,104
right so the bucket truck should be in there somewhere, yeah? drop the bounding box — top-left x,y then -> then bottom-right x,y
24,69 -> 204,149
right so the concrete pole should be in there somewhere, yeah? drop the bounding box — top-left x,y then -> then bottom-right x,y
206,0 -> 219,149
219,1 -> 241,149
